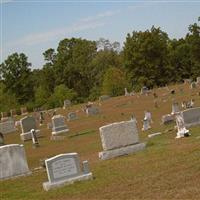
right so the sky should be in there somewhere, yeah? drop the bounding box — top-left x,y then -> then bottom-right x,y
0,0 -> 200,69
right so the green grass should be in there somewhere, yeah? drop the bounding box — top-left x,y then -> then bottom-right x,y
1,83 -> 200,199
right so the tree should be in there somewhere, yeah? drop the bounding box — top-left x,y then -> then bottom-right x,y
101,67 -> 127,96
123,26 -> 170,88
0,53 -> 33,104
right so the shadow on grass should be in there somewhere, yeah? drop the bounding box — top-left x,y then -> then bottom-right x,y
68,130 -> 96,138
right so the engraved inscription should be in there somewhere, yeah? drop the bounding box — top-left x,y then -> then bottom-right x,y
52,158 -> 77,179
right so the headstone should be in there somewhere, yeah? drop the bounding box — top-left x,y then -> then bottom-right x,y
47,122 -> 53,129
52,115 -> 69,135
162,114 -> 174,124
142,118 -> 151,131
190,82 -> 196,89
20,116 -> 41,141
171,102 -> 180,114
181,107 -> 200,127
10,109 -> 17,117
67,112 -> 78,121
141,86 -> 149,95
31,129 -> 39,148
196,77 -> 200,84
0,132 -> 4,146
21,107 -> 28,116
99,95 -> 110,101
124,88 -> 129,96
175,113 -> 190,139
0,144 -> 31,180
86,107 -> 99,116
63,100 -> 71,109
0,119 -> 17,134
99,120 -> 145,160
39,112 -> 44,125
43,153 -> 93,191
1,112 -> 8,121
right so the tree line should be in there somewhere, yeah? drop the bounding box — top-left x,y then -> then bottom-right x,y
0,18 -> 199,112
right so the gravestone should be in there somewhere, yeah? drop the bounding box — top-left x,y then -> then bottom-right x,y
124,88 -> 129,96
171,102 -> 180,114
52,115 -> 69,135
10,109 -> 17,117
142,118 -> 151,131
141,86 -> 149,95
86,107 -> 99,116
0,119 -> 17,134
47,122 -> 53,129
0,144 -> 31,180
43,153 -> 93,191
99,120 -> 145,160
99,95 -> 110,101
21,107 -> 28,115
63,100 -> 71,109
190,82 -> 196,89
181,107 -> 200,127
1,112 -> 8,121
20,116 -> 41,141
67,112 -> 78,121
175,113 -> 190,139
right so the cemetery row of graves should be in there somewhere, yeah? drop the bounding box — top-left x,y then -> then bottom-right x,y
0,81 -> 200,199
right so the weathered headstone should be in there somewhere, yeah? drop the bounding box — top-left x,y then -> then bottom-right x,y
10,109 -> 17,117
190,82 -> 196,89
21,107 -> 28,116
99,120 -> 145,160
20,116 -> 41,141
196,77 -> 200,84
171,102 -> 180,114
86,107 -> 99,116
0,144 -> 31,180
140,86 -> 149,95
67,112 -> 78,121
63,100 -> 71,109
43,153 -> 93,191
124,88 -> 129,96
1,112 -> 8,121
52,115 -> 69,135
181,107 -> 200,127
142,118 -> 151,131
175,113 -> 190,139
0,119 -> 17,134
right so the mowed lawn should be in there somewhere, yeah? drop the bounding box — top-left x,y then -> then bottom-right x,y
1,83 -> 200,200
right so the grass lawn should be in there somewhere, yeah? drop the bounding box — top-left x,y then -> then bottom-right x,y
1,83 -> 200,200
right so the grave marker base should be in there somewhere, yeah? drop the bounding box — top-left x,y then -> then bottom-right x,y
99,143 -> 146,160
43,172 -> 93,191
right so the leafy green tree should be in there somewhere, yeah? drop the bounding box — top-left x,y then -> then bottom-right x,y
48,84 -> 77,108
101,67 -> 127,96
123,26 -> 170,88
0,53 -> 33,104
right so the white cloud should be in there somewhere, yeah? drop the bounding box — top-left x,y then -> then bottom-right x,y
7,9 -> 120,47
80,10 -> 120,23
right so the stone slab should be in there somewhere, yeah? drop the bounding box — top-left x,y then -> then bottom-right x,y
99,120 -> 139,151
99,143 -> 145,160
0,120 -> 17,134
182,107 -> 200,127
0,144 -> 31,180
43,172 -> 92,191
20,130 -> 41,141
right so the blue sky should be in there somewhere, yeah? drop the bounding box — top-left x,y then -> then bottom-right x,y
0,0 -> 200,69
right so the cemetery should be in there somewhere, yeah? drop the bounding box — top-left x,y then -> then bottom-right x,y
0,82 -> 200,199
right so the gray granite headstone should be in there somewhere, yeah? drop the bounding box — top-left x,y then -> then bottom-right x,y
0,119 -> 16,134
0,144 -> 31,180
52,115 -> 69,135
182,107 -> 200,127
99,120 -> 145,160
20,116 -> 41,141
67,112 -> 78,121
63,100 -> 71,109
86,107 -> 99,116
43,153 -> 93,191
